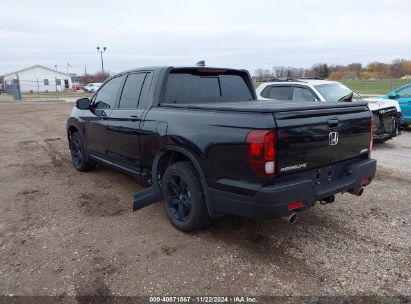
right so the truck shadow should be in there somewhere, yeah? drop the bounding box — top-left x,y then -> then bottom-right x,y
203,210 -> 347,283
206,206 -> 360,255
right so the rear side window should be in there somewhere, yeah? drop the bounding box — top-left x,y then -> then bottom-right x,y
118,73 -> 146,109
261,86 -> 292,100
292,87 -> 317,102
396,86 -> 411,98
163,69 -> 253,104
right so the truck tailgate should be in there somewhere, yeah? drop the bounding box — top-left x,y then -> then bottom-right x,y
274,105 -> 371,176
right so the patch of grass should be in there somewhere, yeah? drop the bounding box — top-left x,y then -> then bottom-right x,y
341,79 -> 410,95
254,81 -> 263,89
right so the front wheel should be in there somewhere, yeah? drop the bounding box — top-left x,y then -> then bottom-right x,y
161,161 -> 211,232
69,131 -> 95,172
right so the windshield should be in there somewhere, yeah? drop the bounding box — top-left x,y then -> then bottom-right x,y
315,83 -> 355,101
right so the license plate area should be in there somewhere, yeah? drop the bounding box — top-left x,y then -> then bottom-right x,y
314,166 -> 335,185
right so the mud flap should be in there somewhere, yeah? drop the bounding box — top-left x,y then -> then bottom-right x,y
132,184 -> 163,211
132,150 -> 165,212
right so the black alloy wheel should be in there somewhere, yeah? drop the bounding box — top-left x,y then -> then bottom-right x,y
161,161 -> 211,232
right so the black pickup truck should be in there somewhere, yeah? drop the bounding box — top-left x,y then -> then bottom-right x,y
67,66 -> 376,231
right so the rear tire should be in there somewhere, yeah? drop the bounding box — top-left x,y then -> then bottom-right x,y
374,138 -> 389,143
161,161 -> 211,232
69,131 -> 96,172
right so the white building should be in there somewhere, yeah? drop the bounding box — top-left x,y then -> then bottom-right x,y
2,65 -> 72,92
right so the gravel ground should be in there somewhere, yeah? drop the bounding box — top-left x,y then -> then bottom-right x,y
0,103 -> 409,299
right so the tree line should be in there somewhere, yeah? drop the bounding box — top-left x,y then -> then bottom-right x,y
254,58 -> 411,81
77,71 -> 111,84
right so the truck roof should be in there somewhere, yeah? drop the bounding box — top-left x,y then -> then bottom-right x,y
118,66 -> 248,74
262,79 -> 340,86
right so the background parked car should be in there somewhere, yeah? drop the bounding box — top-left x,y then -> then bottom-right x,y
256,78 -> 402,142
379,83 -> 411,126
72,85 -> 85,91
83,83 -> 102,93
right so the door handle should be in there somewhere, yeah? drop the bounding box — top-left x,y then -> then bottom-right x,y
129,115 -> 141,122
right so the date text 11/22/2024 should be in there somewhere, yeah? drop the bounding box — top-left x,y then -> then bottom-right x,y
149,296 -> 257,303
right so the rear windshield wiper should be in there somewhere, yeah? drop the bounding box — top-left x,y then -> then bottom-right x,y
338,92 -> 354,102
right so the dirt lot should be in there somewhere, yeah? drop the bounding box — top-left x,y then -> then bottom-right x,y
0,103 -> 410,299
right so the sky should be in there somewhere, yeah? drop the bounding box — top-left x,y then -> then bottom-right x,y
0,0 -> 410,76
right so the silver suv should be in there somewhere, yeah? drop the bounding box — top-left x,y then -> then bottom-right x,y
255,78 -> 402,142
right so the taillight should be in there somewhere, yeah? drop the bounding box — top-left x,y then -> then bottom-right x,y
360,177 -> 370,185
369,115 -> 373,157
288,201 -> 304,210
246,130 -> 276,176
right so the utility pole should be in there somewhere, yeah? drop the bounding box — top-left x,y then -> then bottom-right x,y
96,46 -> 107,74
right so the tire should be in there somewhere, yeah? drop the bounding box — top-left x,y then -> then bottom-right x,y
374,138 -> 388,144
161,161 -> 211,232
69,131 -> 96,172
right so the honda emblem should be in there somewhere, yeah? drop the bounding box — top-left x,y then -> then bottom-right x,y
329,132 -> 339,145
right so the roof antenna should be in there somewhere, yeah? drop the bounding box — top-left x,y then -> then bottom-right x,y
196,60 -> 206,67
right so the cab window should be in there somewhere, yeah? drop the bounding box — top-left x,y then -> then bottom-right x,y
163,69 -> 253,104
118,73 -> 146,109
94,75 -> 125,109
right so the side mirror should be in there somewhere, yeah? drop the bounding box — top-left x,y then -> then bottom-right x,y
388,92 -> 398,99
76,97 -> 91,110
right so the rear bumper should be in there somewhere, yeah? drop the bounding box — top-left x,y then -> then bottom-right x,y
208,158 -> 377,218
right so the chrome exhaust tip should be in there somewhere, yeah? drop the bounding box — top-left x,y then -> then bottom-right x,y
320,195 -> 335,205
349,187 -> 364,196
281,213 -> 297,224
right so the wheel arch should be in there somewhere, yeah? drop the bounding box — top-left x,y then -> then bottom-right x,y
66,118 -> 84,143
153,146 -> 216,217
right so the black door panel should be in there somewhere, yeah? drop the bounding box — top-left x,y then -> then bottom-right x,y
84,75 -> 126,159
107,72 -> 150,172
84,110 -> 111,158
107,109 -> 145,170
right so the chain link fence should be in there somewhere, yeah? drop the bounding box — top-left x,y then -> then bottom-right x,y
2,77 -> 91,102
